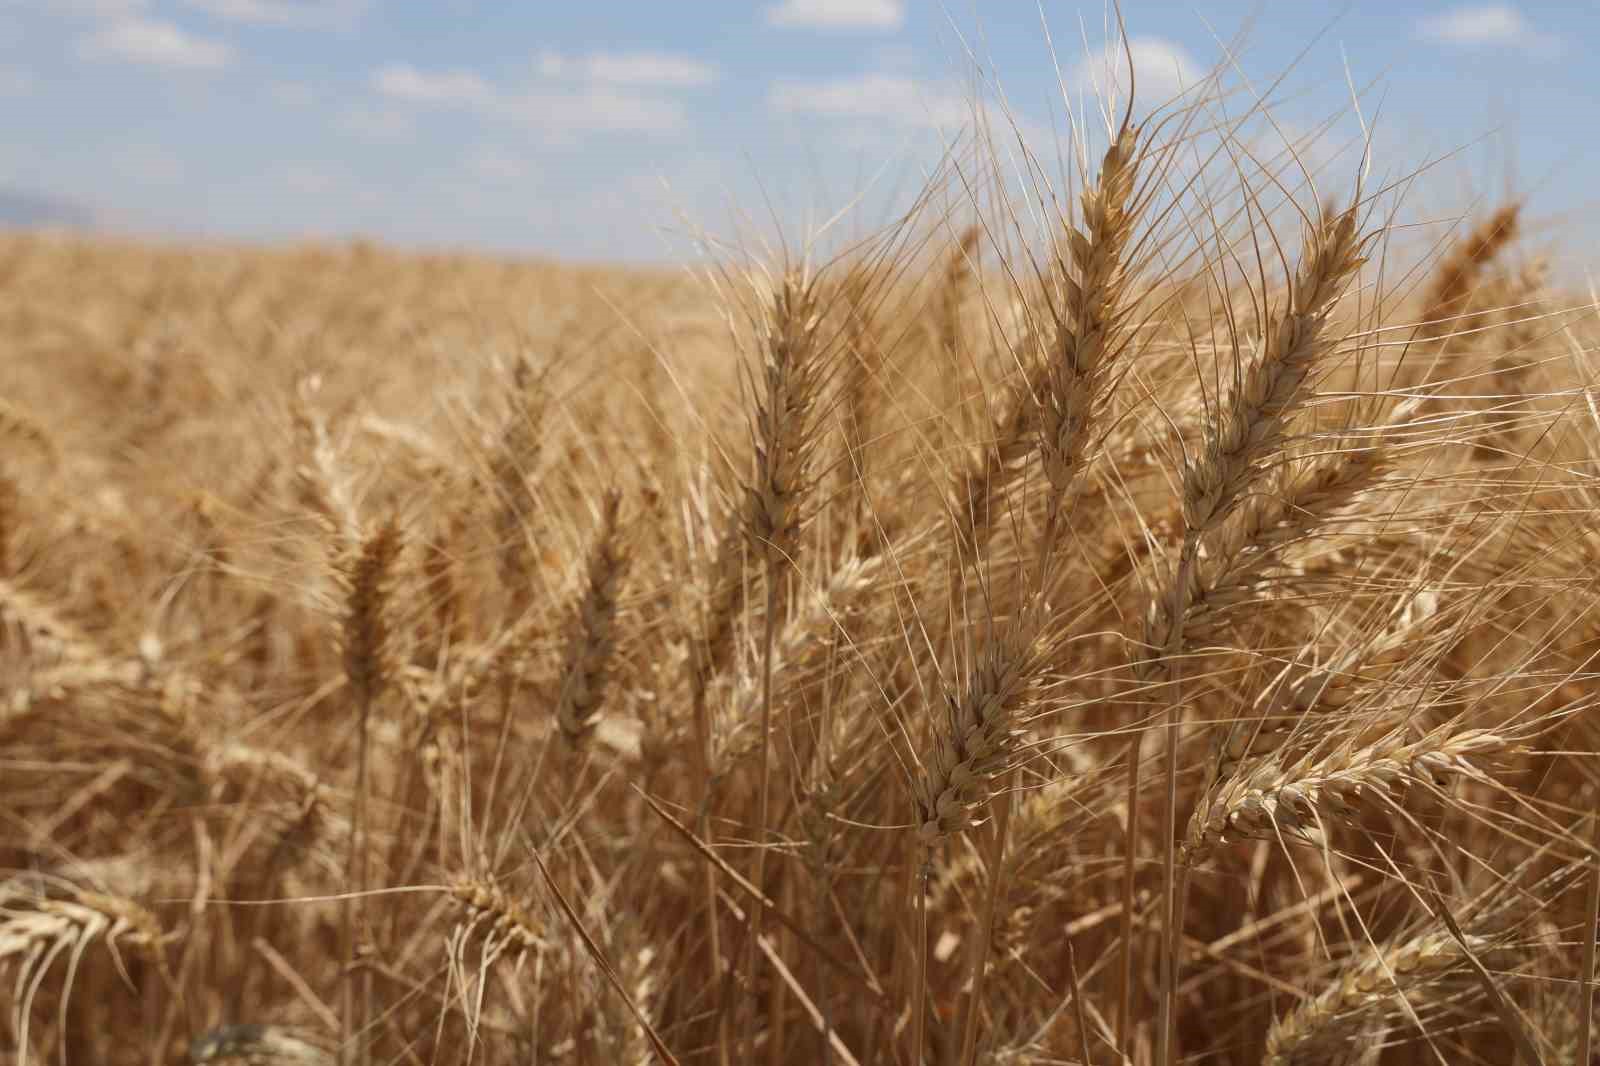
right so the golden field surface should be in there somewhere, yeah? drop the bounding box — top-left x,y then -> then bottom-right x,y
1,111 -> 1598,1066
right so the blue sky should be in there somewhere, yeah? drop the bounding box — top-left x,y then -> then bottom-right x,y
1,1 -> 1593,264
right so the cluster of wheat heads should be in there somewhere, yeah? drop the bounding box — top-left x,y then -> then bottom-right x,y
0,66 -> 1598,1066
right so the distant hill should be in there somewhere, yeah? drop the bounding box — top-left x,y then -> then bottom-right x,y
0,188 -> 94,229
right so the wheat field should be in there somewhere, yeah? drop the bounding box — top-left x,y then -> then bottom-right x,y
1,70 -> 1597,1066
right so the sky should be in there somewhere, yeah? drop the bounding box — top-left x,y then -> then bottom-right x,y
0,1 -> 1594,265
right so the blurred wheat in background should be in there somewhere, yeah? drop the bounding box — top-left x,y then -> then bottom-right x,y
1,27 -> 1598,1066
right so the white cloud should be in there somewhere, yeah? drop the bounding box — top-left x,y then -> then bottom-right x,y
79,18 -> 233,70
765,0 -> 903,30
535,49 -> 719,88
181,0 -> 367,26
1070,37 -> 1198,107
373,62 -> 687,137
373,63 -> 493,106
768,72 -> 967,128
1417,5 -> 1558,51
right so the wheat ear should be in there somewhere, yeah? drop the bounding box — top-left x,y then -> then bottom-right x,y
487,356 -> 545,615
1144,202 -> 1369,1066
1038,123 -> 1140,518
0,879 -> 168,1062
717,553 -> 881,767
1176,205 -> 1368,549
743,269 -> 827,1060
916,622 -> 1042,845
553,489 -> 630,747
1183,726 -> 1512,863
1183,432 -> 1393,649
836,266 -> 885,500
949,126 -> 1138,565
1262,929 -> 1505,1066
1416,204 -> 1520,343
335,516 -> 402,1066
448,878 -> 545,959
190,1024 -> 334,1066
